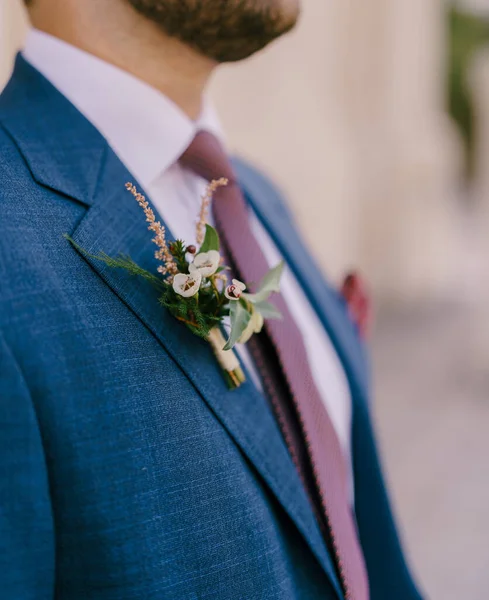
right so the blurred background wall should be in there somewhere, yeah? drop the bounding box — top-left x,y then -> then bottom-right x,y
214,0 -> 464,304
2,0 -> 489,598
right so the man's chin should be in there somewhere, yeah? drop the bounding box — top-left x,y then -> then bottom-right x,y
199,1 -> 301,63
127,0 -> 301,63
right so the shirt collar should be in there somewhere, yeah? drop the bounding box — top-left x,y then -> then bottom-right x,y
22,28 -> 224,188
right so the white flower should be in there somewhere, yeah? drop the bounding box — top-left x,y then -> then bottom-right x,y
189,250 -> 220,278
238,309 -> 264,344
225,279 -> 247,301
172,271 -> 202,298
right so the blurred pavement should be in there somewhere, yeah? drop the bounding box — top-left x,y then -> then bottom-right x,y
373,295 -> 489,599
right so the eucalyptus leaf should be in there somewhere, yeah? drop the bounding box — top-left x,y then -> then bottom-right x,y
254,300 -> 282,320
244,261 -> 285,304
198,224 -> 220,254
223,301 -> 252,351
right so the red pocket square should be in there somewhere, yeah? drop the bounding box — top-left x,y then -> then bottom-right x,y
340,271 -> 371,339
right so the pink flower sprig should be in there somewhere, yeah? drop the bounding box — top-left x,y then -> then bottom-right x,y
125,182 -> 178,277
196,178 -> 229,246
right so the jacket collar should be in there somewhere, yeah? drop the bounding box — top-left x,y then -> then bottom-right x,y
23,28 -> 223,190
0,55 -> 105,207
0,55 -> 343,598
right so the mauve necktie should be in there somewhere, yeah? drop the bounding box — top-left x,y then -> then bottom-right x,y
180,131 -> 369,600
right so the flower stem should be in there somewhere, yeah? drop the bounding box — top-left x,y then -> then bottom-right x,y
176,316 -> 199,327
206,327 -> 246,390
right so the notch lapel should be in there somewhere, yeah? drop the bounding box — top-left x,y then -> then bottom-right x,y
71,152 -> 341,596
0,56 -> 342,596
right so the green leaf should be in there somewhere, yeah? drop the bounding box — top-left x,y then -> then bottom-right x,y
169,239 -> 189,273
254,300 -> 282,320
64,235 -> 164,289
223,301 -> 251,351
198,224 -> 220,254
244,261 -> 285,304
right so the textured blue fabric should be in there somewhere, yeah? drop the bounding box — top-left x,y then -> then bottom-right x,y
234,164 -> 425,600
0,55 -> 424,600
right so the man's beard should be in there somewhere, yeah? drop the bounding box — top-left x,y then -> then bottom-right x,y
125,0 -> 301,62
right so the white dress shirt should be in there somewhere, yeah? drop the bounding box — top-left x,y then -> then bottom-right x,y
23,29 -> 354,493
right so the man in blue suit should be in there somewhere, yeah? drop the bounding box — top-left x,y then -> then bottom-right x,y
0,1 -> 424,598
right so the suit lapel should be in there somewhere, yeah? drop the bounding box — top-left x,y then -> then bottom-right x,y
1,56 -> 342,596
72,152 -> 341,595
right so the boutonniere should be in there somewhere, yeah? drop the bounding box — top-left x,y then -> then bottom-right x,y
66,179 -> 283,389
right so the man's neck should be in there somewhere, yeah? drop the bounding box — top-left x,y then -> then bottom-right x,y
28,0 -> 216,119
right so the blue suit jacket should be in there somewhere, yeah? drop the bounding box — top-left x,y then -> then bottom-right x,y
0,56 -> 424,600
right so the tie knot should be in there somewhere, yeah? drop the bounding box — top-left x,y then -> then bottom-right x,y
179,130 -> 237,185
